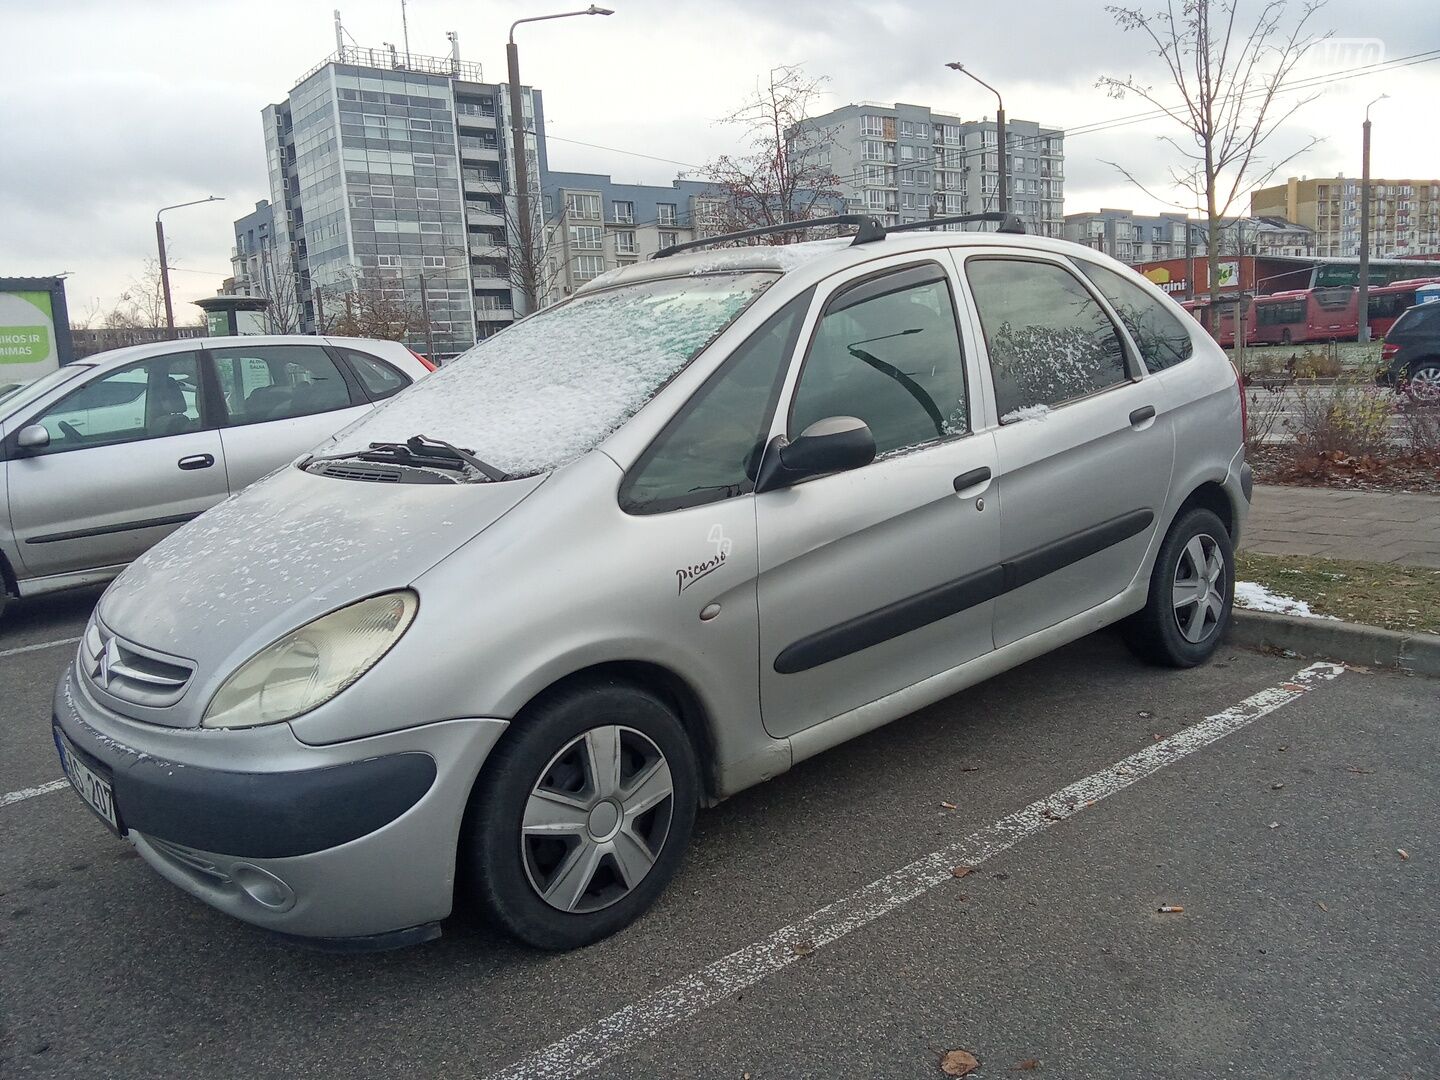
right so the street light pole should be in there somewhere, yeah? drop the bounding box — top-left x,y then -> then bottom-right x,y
155,196 -> 224,339
1357,94 -> 1388,345
945,63 -> 1006,216
507,6 -> 614,316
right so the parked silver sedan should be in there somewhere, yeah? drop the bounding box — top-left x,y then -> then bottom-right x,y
52,219 -> 1251,951
0,335 -> 431,615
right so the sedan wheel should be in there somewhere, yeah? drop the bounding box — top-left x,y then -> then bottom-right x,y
522,725 -> 674,914
1408,363 -> 1440,403
1172,533 -> 1226,644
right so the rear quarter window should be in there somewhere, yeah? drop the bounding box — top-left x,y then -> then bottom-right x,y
1073,260 -> 1194,372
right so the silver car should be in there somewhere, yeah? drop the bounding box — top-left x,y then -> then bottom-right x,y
52,220 -> 1251,950
1,335 -> 431,616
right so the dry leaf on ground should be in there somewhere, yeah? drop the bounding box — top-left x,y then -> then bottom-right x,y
952,865 -> 973,879
1014,1059 -> 1041,1071
939,1048 -> 980,1076
790,940 -> 816,957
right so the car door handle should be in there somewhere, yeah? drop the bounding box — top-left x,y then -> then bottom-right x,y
178,454 -> 215,471
953,466 -> 992,493
1129,405 -> 1157,426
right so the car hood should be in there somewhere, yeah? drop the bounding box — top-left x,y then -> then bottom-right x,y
98,463 -> 545,681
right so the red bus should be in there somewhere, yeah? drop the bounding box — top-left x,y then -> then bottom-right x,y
1367,278 -> 1440,339
1248,286 -> 1358,345
1180,299 -> 1238,347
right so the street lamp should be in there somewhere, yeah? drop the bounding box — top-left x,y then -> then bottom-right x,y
507,5 -> 614,315
155,196 -> 224,338
946,62 -> 1006,215
1357,94 -> 1388,344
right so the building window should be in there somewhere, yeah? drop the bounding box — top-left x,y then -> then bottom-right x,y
573,255 -> 607,280
570,225 -> 603,250
614,231 -> 636,254
657,203 -> 677,225
900,120 -> 915,138
612,200 -> 634,223
861,115 -> 885,137
565,192 -> 601,219
900,144 -> 915,162
658,230 -> 679,249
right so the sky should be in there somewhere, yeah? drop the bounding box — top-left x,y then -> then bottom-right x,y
2,0 -> 1437,320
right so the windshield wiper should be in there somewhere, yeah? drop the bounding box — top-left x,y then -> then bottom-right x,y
308,434 -> 511,482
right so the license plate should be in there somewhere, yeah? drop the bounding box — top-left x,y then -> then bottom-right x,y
56,733 -> 122,834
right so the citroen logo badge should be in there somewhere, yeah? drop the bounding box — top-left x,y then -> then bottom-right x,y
93,636 -> 120,689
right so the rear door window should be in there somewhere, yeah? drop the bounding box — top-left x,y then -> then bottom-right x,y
209,344 -> 357,426
966,257 -> 1129,421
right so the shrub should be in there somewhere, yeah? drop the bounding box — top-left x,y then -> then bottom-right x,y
1284,375 -> 1396,461
1398,401 -> 1440,458
1290,349 -> 1343,379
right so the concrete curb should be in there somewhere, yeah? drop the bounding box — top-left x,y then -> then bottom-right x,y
1229,610 -> 1440,677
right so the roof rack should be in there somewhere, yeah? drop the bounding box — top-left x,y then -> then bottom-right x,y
650,211 -> 1024,260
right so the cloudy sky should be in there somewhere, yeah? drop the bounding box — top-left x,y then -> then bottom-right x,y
3,0 -> 1437,320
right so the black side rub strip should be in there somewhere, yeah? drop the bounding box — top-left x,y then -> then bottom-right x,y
28,511 -> 200,545
774,508 -> 1155,674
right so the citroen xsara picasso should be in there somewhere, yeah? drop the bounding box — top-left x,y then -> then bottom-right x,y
53,214 -> 1251,950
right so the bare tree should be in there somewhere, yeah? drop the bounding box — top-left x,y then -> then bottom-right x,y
1098,0 -> 1329,343
316,269 -> 424,341
250,244 -> 306,334
688,64 -> 844,239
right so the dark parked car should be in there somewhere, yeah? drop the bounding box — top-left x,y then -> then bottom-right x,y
1377,302 -> 1440,400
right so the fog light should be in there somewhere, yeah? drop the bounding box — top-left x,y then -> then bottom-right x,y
232,863 -> 296,912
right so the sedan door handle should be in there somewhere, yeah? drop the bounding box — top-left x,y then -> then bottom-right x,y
178,454 -> 215,471
953,466 -> 992,493
1129,405 -> 1157,426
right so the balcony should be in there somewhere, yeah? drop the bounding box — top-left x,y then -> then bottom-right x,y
470,242 -> 507,260
474,304 -> 515,321
466,209 -> 505,228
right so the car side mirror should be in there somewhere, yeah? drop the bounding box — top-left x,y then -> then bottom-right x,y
755,416 -> 876,493
16,424 -> 50,450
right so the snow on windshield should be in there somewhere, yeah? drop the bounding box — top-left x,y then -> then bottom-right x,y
325,272 -> 776,477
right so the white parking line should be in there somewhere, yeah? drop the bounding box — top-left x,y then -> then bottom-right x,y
1,779 -> 69,808
0,636 -> 81,661
487,661 -> 1347,1080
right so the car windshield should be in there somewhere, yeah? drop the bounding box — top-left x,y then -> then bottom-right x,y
0,364 -> 91,415
323,271 -> 777,478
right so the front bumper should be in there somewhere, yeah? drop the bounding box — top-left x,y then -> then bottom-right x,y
53,664 -> 508,943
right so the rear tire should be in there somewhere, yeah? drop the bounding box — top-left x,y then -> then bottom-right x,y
1406,361 -> 1440,403
460,680 -> 699,950
1122,507 -> 1234,668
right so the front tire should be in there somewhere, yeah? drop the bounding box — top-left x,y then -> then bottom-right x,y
460,680 -> 699,950
1123,507 -> 1234,668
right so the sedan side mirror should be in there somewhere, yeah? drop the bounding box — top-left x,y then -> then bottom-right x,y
16,424 -> 50,450
755,416 -> 876,493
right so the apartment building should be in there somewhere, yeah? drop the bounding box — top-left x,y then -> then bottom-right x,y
1252,176 -> 1440,258
794,102 -> 1065,238
253,40 -> 546,355
1064,208 -> 1312,263
540,172 -> 729,301
230,200 -> 274,298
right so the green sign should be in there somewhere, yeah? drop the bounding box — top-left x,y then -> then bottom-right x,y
0,289 -> 59,378
207,310 -> 229,336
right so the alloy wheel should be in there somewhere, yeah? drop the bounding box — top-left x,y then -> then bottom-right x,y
1172,533 -> 1226,644
1408,365 -> 1440,403
520,725 -> 675,914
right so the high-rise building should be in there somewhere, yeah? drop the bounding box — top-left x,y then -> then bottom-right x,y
540,172 -> 730,302
1063,208 -> 1312,264
230,200 -> 274,299
253,42 -> 546,356
1251,176 -> 1440,258
794,102 -> 1065,238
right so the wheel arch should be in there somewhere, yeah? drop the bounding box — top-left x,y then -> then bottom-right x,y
1167,479 -> 1236,543
497,659 -> 724,807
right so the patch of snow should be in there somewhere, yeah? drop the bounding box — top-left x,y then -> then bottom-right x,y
324,272 -> 775,477
1000,403 -> 1052,423
681,239 -> 851,275
1234,581 -> 1338,619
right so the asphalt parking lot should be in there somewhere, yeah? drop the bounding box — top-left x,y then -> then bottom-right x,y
1,589 -> 1436,1080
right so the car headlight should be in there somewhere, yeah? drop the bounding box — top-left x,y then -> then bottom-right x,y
202,591 -> 417,729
